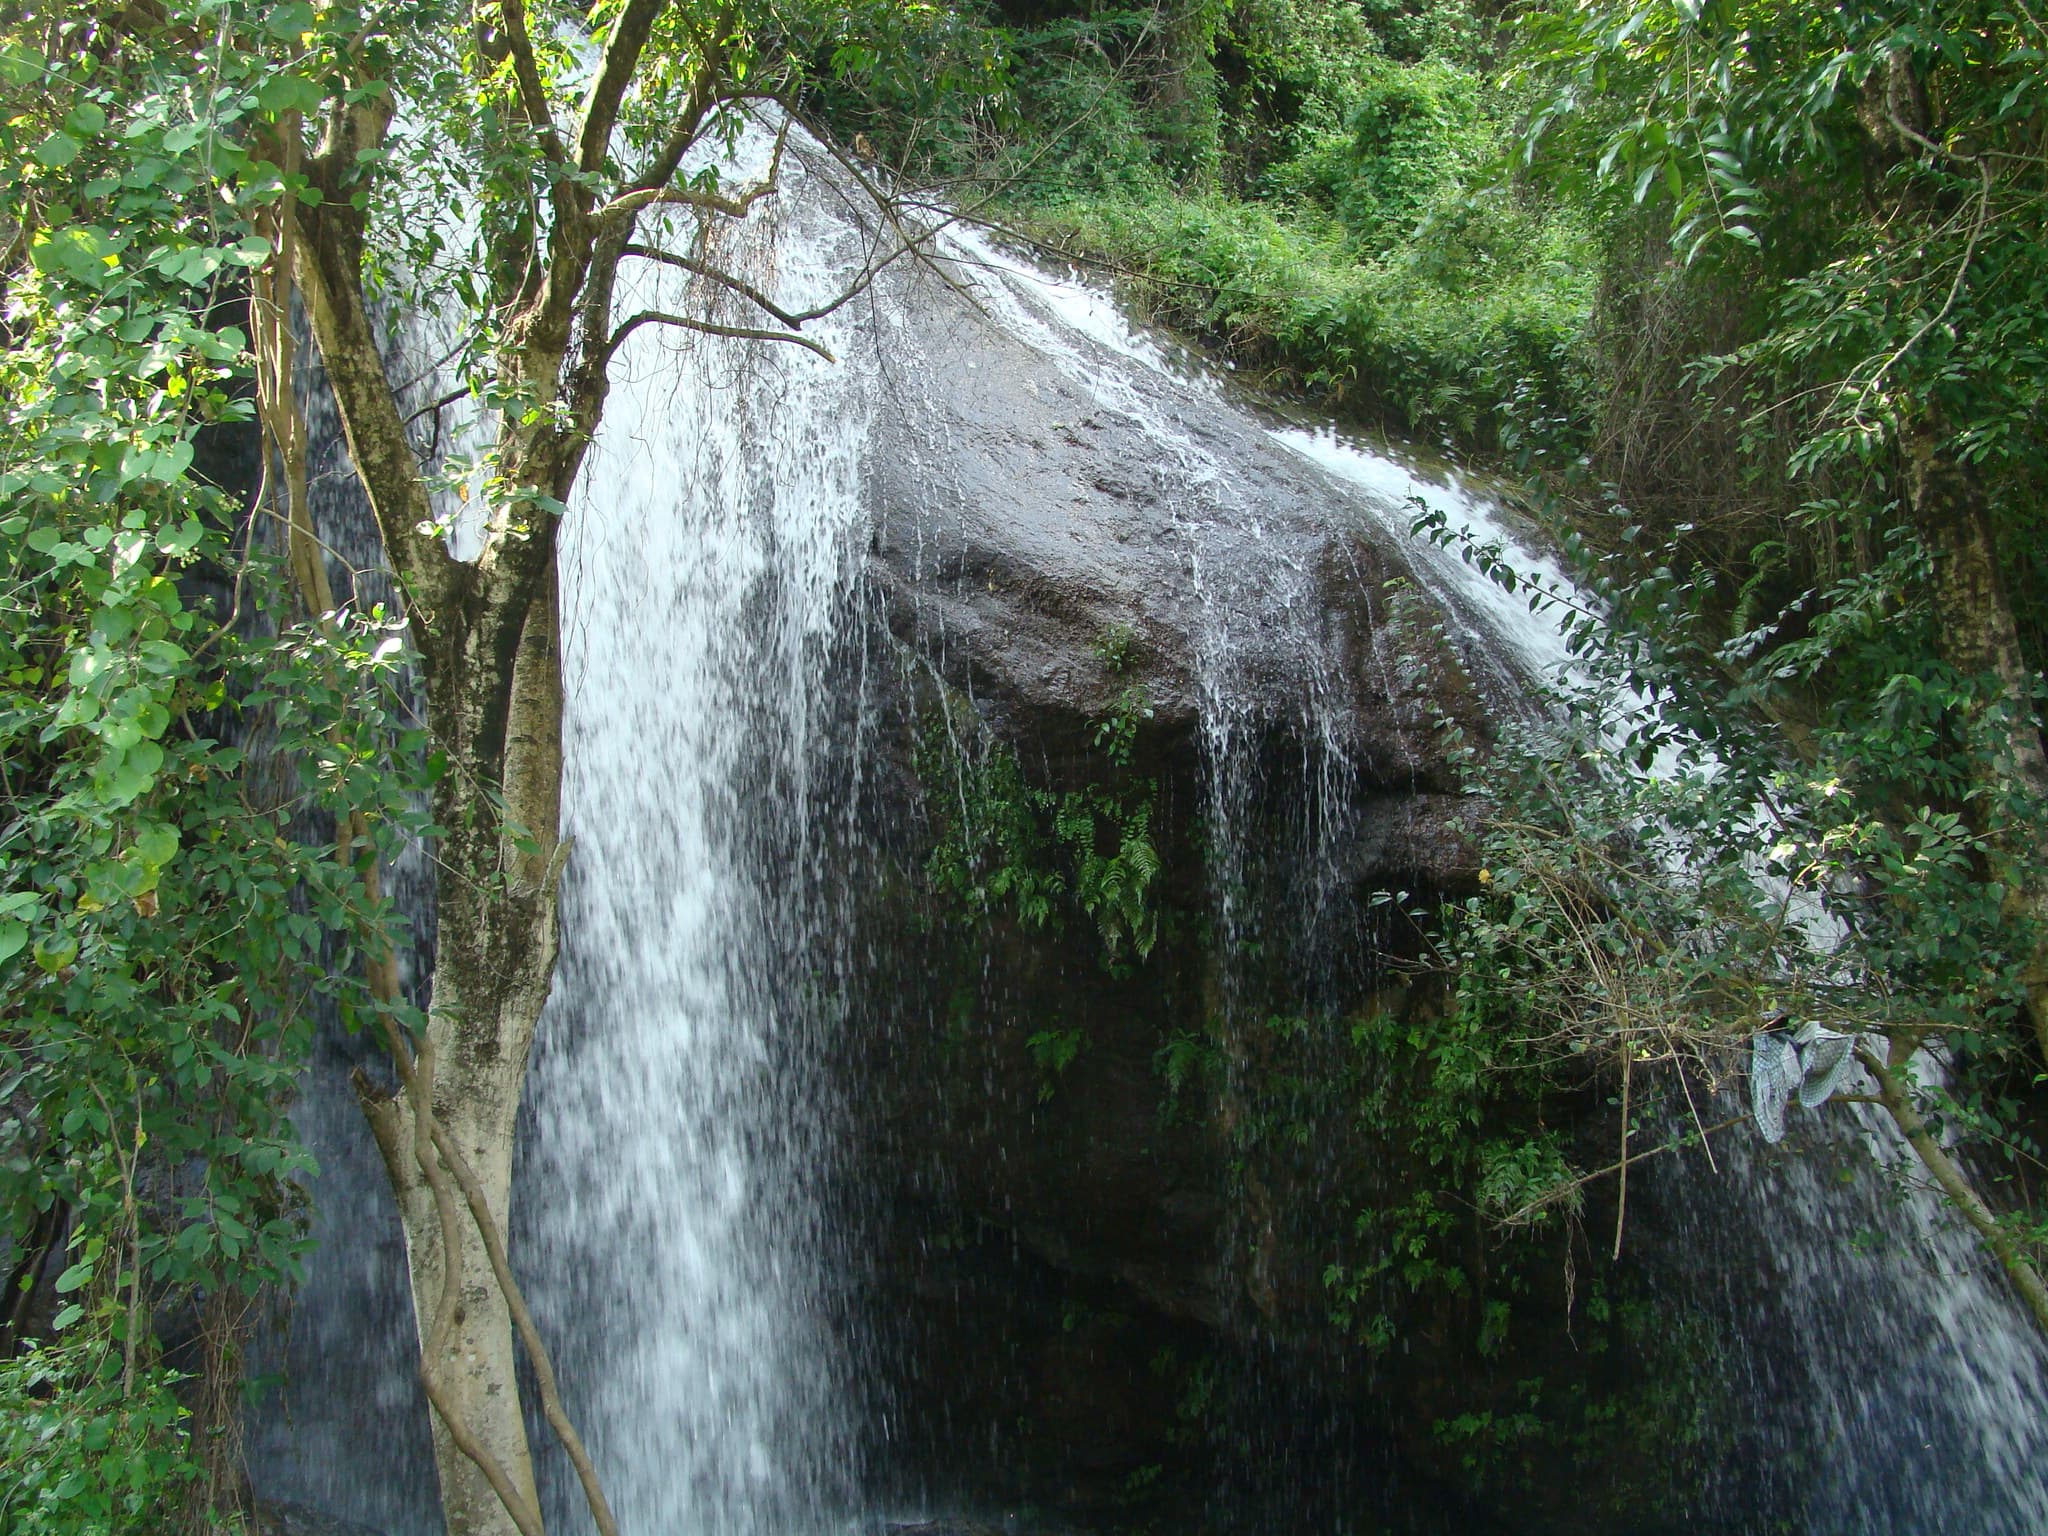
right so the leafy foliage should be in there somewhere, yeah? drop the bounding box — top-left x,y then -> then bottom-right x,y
920,675 -> 1164,971
1,5 -> 424,1518
0,1342 -> 196,1536
1463,0 -> 2048,1323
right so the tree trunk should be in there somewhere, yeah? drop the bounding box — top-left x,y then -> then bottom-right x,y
1906,427 -> 2048,1064
361,569 -> 563,1536
362,1006 -> 543,1536
267,22 -> 769,1524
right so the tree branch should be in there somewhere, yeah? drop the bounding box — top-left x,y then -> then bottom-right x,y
576,0 -> 670,179
1493,1114 -> 1748,1230
623,9 -> 741,195
605,308 -> 834,364
622,241 -> 810,328
495,0 -> 569,168
599,112 -> 787,225
271,110 -> 459,637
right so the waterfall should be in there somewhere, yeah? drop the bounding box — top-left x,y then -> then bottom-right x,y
247,123 -> 2048,1535
516,147 -> 880,1534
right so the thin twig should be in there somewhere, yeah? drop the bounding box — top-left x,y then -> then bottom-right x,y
1496,1114 -> 1747,1230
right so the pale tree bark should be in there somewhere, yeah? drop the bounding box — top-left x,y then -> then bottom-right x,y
1873,52 -> 2048,1069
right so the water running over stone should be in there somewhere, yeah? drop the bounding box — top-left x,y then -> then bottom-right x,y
248,129 -> 2048,1535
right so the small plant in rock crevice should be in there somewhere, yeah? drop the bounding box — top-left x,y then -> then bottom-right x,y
917,639 -> 1166,973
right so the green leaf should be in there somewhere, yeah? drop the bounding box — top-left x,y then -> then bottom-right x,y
255,72 -> 325,115
0,44 -> 41,86
30,224 -> 117,283
34,130 -> 79,168
133,823 -> 180,869
266,1 -> 316,36
34,933 -> 79,972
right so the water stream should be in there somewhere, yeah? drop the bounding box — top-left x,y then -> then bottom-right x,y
250,135 -> 2048,1535
516,155 -> 881,1534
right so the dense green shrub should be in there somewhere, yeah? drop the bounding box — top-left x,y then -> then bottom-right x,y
1009,186 -> 1593,450
1263,58 -> 1494,246
0,1344 -> 197,1536
808,0 -> 1597,455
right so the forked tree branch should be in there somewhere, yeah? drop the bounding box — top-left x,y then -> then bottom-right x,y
599,113 -> 788,224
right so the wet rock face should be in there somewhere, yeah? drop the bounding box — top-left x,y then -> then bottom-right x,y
833,256 -> 1518,1527
842,252 -> 1497,1332
255,1500 -> 391,1536
862,288 -> 1489,899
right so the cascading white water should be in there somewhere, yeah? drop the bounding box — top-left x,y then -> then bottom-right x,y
515,137 -> 882,1536
251,124 -> 2048,1534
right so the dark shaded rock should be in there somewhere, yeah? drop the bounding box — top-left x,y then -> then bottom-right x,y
863,278 -> 1492,900
254,1500 -> 390,1536
833,248 -> 1550,1533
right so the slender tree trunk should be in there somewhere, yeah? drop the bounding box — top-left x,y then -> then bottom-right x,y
360,570 -> 563,1536
363,1015 -> 543,1536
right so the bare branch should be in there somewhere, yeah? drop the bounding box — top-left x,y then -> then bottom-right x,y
622,241 -> 810,328
401,386 -> 470,430
606,308 -> 835,363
